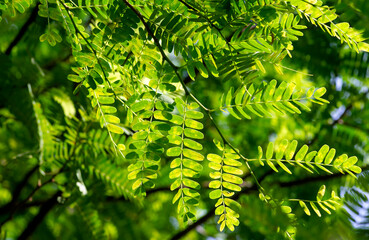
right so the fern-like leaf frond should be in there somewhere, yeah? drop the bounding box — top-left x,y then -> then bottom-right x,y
89,158 -> 134,199
289,0 -> 367,52
167,97 -> 205,224
77,201 -> 107,240
217,80 -> 328,119
207,139 -> 243,231
254,140 -> 362,176
290,185 -> 342,217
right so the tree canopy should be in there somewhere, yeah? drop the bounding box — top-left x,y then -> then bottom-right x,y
1,0 -> 369,239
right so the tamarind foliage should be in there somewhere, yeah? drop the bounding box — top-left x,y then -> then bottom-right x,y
1,0 -> 369,239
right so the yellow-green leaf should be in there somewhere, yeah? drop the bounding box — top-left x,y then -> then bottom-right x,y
107,124 -> 123,134
299,201 -> 310,216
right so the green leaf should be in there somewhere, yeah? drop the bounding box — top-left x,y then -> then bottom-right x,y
107,124 -> 123,134
209,180 -> 221,189
131,100 -> 150,112
334,154 -> 348,167
274,81 -> 287,101
183,178 -> 200,189
169,168 -> 181,179
132,121 -> 150,131
222,182 -> 241,192
317,185 -> 326,201
208,154 -> 222,163
267,159 -> 278,172
282,82 -> 296,100
184,128 -> 204,139
359,42 -> 369,52
170,158 -> 182,169
186,111 -> 204,119
98,96 -> 115,104
222,166 -> 243,175
210,189 -> 222,199
105,115 -> 120,124
222,173 -> 243,184
349,165 -> 362,174
223,158 -> 242,167
194,61 -> 209,78
101,106 -> 117,114
209,162 -> 222,171
281,205 -> 292,214
310,202 -> 321,217
315,145 -> 329,163
220,221 -> 226,232
295,145 -> 309,161
285,140 -> 298,160
183,148 -> 204,161
257,146 -> 263,160
167,147 -> 182,157
132,179 -> 143,190
276,160 -> 292,174
263,79 -> 277,101
118,144 -> 126,151
276,139 -> 288,160
204,56 -> 219,77
324,149 -> 336,164
68,74 -> 83,83
342,156 -> 358,168
266,142 -> 274,159
299,201 -> 311,216
318,202 -> 331,214
255,59 -> 266,74
305,151 -> 317,162
183,158 -> 203,172
316,164 -> 333,174
187,63 -> 196,80
314,87 -> 326,98
185,119 -> 203,130
224,198 -> 241,209
225,87 -> 241,120
169,126 -> 183,135
183,138 -> 203,150
173,189 -> 182,203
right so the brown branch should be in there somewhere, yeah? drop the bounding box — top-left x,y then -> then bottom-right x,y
17,191 -> 61,240
0,166 -> 65,228
5,3 -> 40,55
0,166 -> 39,227
178,0 -> 197,12
0,165 -> 38,217
0,179 -> 54,228
122,51 -> 133,67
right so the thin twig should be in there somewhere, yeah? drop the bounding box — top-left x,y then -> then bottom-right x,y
0,165 -> 38,215
5,3 -> 40,55
17,191 -> 62,240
